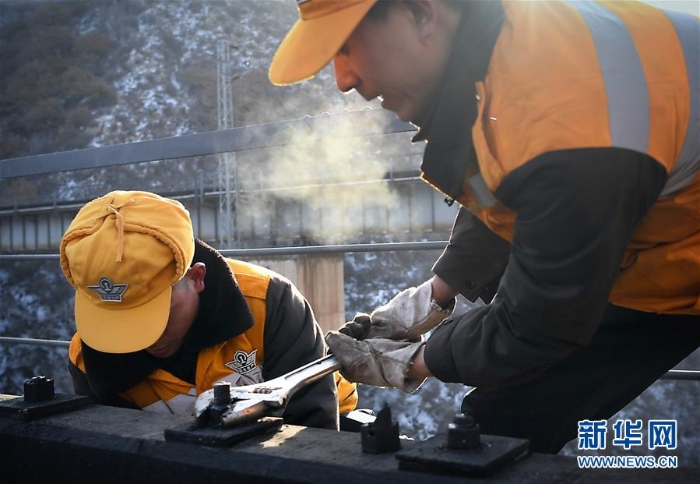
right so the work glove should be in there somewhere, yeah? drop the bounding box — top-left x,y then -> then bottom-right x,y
325,331 -> 426,393
340,280 -> 455,341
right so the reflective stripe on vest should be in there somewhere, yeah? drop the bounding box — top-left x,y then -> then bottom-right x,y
467,172 -> 498,208
566,1 -> 699,196
462,1 -> 700,314
143,387 -> 198,415
662,8 -> 700,196
565,1 -> 650,154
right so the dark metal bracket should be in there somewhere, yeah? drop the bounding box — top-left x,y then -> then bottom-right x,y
0,393 -> 91,420
396,412 -> 529,476
395,433 -> 529,476
164,417 -> 283,447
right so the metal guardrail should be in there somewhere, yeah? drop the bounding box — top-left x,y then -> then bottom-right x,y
1,245 -> 699,381
0,337 -> 70,348
664,370 -> 700,381
0,109 -> 415,179
2,242 -> 699,383
0,240 -> 449,261
0,108 -> 436,252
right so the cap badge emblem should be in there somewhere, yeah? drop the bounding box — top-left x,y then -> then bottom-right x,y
87,277 -> 128,302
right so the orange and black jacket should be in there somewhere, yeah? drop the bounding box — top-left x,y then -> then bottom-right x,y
69,239 -> 357,430
416,1 -> 700,388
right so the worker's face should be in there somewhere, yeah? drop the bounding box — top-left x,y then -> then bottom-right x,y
145,263 -> 205,358
332,2 -> 450,124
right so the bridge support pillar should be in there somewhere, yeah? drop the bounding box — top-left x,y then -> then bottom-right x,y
247,255 -> 345,333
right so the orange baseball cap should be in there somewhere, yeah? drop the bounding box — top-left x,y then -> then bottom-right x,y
60,191 -> 195,354
269,0 -> 378,86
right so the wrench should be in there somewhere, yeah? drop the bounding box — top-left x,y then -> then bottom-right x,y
194,354 -> 340,427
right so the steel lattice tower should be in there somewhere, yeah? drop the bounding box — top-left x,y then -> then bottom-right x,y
217,40 -> 237,248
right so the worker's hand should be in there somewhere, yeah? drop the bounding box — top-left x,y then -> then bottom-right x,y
325,331 -> 426,393
337,312 -> 372,339
339,280 -> 455,341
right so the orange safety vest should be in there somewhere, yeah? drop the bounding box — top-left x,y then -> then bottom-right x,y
70,259 -> 357,415
425,0 -> 700,315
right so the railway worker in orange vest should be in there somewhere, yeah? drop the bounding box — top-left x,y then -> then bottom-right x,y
61,190 -> 357,429
270,0 -> 700,452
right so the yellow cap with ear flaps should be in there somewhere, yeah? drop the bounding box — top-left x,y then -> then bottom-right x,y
60,191 -> 195,354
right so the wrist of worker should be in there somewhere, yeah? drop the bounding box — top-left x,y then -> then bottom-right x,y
430,276 -> 458,309
407,343 -> 432,381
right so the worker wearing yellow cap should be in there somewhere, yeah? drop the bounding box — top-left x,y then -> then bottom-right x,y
61,190 -> 356,428
270,0 -> 700,453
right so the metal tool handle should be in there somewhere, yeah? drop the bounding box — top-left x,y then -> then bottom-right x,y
194,354 -> 341,426
220,354 -> 341,427
231,354 -> 340,399
225,354 -> 341,407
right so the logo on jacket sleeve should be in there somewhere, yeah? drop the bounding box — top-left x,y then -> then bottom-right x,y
87,277 -> 128,302
226,349 -> 258,375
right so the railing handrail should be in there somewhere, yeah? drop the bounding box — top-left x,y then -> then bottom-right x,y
0,109 -> 415,179
0,240 -> 450,260
3,242 -> 699,382
0,336 -> 70,347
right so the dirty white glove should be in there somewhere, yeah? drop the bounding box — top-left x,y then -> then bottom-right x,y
340,280 -> 455,341
326,331 -> 426,393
